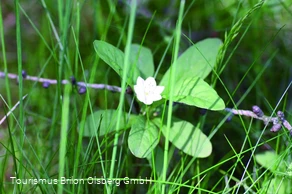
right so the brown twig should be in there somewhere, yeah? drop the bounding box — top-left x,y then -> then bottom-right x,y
0,71 -> 122,93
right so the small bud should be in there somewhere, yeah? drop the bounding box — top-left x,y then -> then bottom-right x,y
226,115 -> 233,122
22,70 -> 27,78
270,123 -> 282,132
78,86 -> 87,94
70,76 -> 77,85
283,120 -> 292,131
277,111 -> 285,122
252,105 -> 264,117
42,82 -> 50,88
126,87 -> 133,94
273,117 -> 279,125
199,108 -> 207,115
153,111 -> 159,117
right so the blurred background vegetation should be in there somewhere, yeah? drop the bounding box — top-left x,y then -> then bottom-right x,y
0,0 -> 291,193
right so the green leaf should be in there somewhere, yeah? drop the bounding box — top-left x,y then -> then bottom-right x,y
160,38 -> 222,86
128,116 -> 159,158
255,151 -> 292,193
80,109 -> 129,137
265,178 -> 289,194
147,145 -> 164,176
255,151 -> 285,173
159,38 -> 224,110
162,76 -> 225,110
153,117 -> 212,158
93,40 -> 139,86
130,44 -> 154,79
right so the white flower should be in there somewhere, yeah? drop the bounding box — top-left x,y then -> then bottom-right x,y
134,76 -> 165,105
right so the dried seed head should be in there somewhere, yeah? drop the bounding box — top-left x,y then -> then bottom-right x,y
252,105 -> 264,117
78,86 -> 87,94
42,82 -> 50,88
270,123 -> 282,132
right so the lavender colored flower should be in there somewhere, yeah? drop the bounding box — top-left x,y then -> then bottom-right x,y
270,123 -> 282,132
226,115 -> 233,122
42,82 -> 50,88
78,86 -> 87,94
252,105 -> 264,117
277,111 -> 285,122
22,70 -> 27,78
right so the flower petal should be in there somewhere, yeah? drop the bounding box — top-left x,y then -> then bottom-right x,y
134,76 -> 145,101
136,93 -> 147,104
154,86 -> 165,94
136,76 -> 145,86
145,77 -> 157,87
150,93 -> 162,101
134,84 -> 143,95
144,97 -> 153,105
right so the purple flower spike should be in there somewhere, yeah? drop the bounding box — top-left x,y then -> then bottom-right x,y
78,86 -> 87,94
43,82 -> 50,88
277,111 -> 285,122
270,123 -> 282,132
283,120 -> 292,131
252,105 -> 264,117
22,70 -> 27,78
